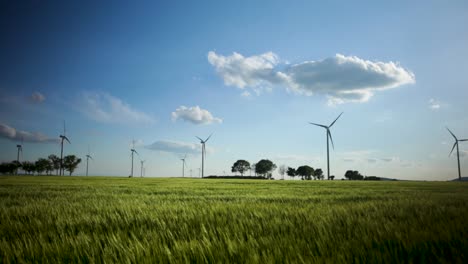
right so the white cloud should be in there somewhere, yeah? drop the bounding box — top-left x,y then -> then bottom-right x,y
145,140 -> 213,155
0,123 -> 59,143
241,91 -> 252,98
30,92 -> 45,103
208,52 -> 415,105
79,92 -> 155,124
171,106 -> 222,125
367,158 -> 378,163
428,98 -> 441,110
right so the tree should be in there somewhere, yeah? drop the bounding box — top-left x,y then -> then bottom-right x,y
48,154 -> 61,175
287,167 -> 297,179
345,170 -> 364,180
22,161 -> 36,175
0,161 -> 20,175
296,165 -> 314,180
313,168 -> 324,180
63,155 -> 82,176
35,158 -> 50,175
255,159 -> 277,179
278,165 -> 287,180
231,160 -> 251,176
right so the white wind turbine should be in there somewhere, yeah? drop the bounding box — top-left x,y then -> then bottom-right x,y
196,134 -> 212,178
59,121 -> 71,176
447,127 -> 468,181
180,154 -> 187,177
85,146 -> 93,177
309,112 -> 343,180
130,140 -> 139,178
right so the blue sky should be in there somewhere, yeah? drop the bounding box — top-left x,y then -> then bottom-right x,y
1,0 -> 468,180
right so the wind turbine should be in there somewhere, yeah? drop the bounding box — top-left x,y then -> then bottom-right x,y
59,121 -> 71,176
140,159 -> 145,178
309,112 -> 343,180
130,140 -> 139,178
16,137 -> 23,174
180,154 -> 187,177
85,146 -> 93,177
196,134 -> 212,178
447,127 -> 468,181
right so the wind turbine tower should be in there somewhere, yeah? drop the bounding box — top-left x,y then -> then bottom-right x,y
130,140 -> 139,178
447,127 -> 468,181
196,134 -> 212,178
85,147 -> 93,177
16,138 -> 23,174
59,121 -> 71,176
309,112 -> 343,180
181,154 -> 187,177
140,160 -> 145,178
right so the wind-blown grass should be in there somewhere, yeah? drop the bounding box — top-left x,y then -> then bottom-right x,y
1,176 -> 467,263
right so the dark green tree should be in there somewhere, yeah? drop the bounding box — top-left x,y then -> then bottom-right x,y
255,159 -> 277,179
22,161 -> 36,175
48,154 -> 61,175
63,155 -> 82,176
345,170 -> 364,180
297,165 -> 314,180
231,160 -> 251,176
287,167 -> 297,179
313,168 -> 324,180
35,158 -> 50,175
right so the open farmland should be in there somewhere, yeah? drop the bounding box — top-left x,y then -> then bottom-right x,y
1,176 -> 467,263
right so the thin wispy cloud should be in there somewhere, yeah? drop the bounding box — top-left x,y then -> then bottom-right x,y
0,123 -> 59,143
145,140 -> 213,155
274,154 -> 317,162
428,98 -> 441,110
78,92 -> 155,125
171,106 -> 222,125
29,92 -> 45,103
208,51 -> 415,105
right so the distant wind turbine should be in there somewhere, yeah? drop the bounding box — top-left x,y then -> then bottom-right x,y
140,159 -> 145,178
130,140 -> 139,178
85,146 -> 93,177
181,154 -> 187,177
16,137 -> 23,174
309,112 -> 343,180
196,134 -> 212,178
447,127 -> 468,181
59,121 -> 71,176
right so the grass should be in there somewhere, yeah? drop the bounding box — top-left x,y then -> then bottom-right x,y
1,176 -> 467,263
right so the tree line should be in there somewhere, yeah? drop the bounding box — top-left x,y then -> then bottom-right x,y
231,159 -> 380,181
0,155 -> 82,176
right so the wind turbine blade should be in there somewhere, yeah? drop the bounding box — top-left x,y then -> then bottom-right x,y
446,127 -> 457,140
205,133 -> 213,142
459,139 -> 468,142
329,112 -> 343,127
309,122 -> 328,129
195,136 -> 203,142
64,136 -> 71,144
449,142 -> 457,156
134,150 -> 139,156
328,130 -> 335,149
89,155 -> 93,160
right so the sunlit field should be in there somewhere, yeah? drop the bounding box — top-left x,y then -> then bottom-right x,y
1,176 -> 467,263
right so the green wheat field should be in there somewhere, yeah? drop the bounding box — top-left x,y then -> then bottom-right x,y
1,176 -> 467,263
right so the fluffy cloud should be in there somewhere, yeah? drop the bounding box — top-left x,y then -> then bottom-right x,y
79,92 -> 155,124
145,140 -> 210,155
208,52 -> 415,104
29,92 -> 45,103
0,123 -> 59,143
428,98 -> 441,110
171,106 -> 222,125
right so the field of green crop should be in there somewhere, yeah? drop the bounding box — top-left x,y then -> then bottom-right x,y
1,176 -> 467,263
